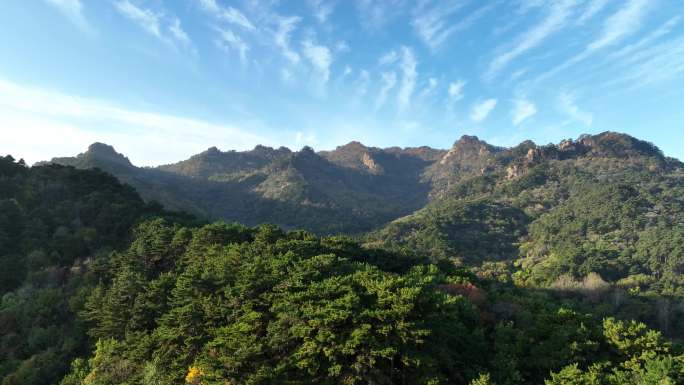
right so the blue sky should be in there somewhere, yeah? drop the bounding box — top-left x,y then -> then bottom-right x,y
1,0 -> 683,165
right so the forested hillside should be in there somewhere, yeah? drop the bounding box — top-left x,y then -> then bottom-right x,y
47,132 -> 684,297
370,133 -> 684,295
56,220 -> 684,385
9,131 -> 681,384
44,142 -> 439,234
0,155 -> 196,385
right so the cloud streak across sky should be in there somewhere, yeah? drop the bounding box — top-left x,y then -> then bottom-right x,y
0,79 -> 270,166
2,0 -> 683,162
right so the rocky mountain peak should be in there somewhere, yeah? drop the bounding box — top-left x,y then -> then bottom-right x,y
84,143 -> 132,166
339,141 -> 368,151
455,135 -> 483,145
440,136 -> 497,166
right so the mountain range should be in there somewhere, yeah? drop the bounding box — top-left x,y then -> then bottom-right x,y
44,132 -> 680,232
43,131 -> 684,293
3,131 -> 683,384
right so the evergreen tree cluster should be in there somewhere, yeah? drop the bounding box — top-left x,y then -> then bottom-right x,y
0,156 -> 195,385
56,219 -> 683,385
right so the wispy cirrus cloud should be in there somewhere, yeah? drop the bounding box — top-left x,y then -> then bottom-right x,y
470,98 -> 497,122
485,0 -> 577,80
558,92 -> 593,126
608,16 -> 680,61
0,78 -> 270,166
538,0 -> 651,81
517,0 -> 546,14
448,79 -> 466,102
411,1 -> 467,49
512,97 -> 537,125
419,77 -> 438,98
577,0 -> 610,24
397,46 -> 417,108
216,28 -> 249,63
356,69 -> 371,96
198,0 -> 255,30
376,71 -> 397,109
309,0 -> 336,23
586,0 -> 650,53
169,18 -> 191,46
414,2 -> 498,50
356,0 -> 407,29
302,40 -> 333,86
605,34 -> 684,89
274,16 -> 302,64
114,0 -> 191,46
115,0 -> 162,37
378,50 -> 399,66
44,0 -> 90,31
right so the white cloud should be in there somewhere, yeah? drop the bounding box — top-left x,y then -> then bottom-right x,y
420,77 -> 438,98
378,50 -> 399,66
414,2 -> 497,49
608,16 -> 680,61
169,18 -> 191,45
199,0 -> 255,30
517,0 -> 546,14
274,16 -> 302,64
558,92 -> 593,126
309,0 -> 335,23
115,0 -> 161,38
586,0 -> 650,53
356,0 -> 407,29
115,1 -> 191,46
216,28 -> 249,63
0,79 -> 269,166
510,68 -> 527,81
44,0 -> 89,30
397,46 -> 417,108
537,0 -> 651,81
605,34 -> 684,89
335,41 -> 350,53
470,99 -> 497,122
512,98 -> 537,125
302,40 -> 333,84
412,1 -> 467,49
486,0 -> 577,80
376,71 -> 397,109
448,79 -> 466,101
577,0 -> 610,24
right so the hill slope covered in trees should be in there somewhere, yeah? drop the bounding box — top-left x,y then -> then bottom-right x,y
0,155 -> 196,385
46,132 -> 684,296
14,131 -> 682,384
55,220 -> 684,385
369,133 -> 684,295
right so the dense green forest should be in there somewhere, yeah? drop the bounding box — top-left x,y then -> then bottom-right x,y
46,220 -> 684,384
0,155 -> 196,385
368,133 -> 684,336
3,131 -> 683,384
